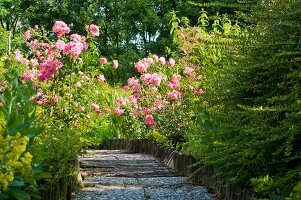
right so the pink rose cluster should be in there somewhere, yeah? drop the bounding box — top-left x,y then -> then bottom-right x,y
52,21 -> 70,37
167,74 -> 181,89
30,90 -> 59,106
127,78 -> 140,91
140,73 -> 162,86
18,21 -> 99,82
38,60 -> 63,81
86,24 -> 100,37
145,115 -> 156,127
91,103 -> 103,115
134,55 -> 175,73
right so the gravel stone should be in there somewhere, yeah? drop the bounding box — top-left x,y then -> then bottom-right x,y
73,150 -> 215,200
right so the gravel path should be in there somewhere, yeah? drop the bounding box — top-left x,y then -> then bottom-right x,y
73,150 -> 215,200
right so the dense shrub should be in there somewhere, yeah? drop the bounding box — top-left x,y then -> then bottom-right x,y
178,1 -> 301,197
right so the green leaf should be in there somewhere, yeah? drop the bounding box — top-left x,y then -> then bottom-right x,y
8,179 -> 25,187
8,187 -> 30,200
34,172 -> 53,180
7,109 -> 17,127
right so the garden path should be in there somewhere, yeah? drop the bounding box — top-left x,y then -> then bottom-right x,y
73,149 -> 214,200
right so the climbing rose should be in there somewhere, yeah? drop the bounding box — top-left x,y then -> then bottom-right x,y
37,60 -> 63,82
152,55 -> 159,62
76,81 -> 81,87
24,30 -> 31,40
99,57 -> 107,64
113,60 -> 118,69
95,109 -> 103,115
55,40 -> 65,50
86,24 -> 99,37
140,73 -> 162,86
97,74 -> 106,82
30,59 -> 39,67
158,57 -> 166,65
143,108 -> 152,115
52,21 -> 70,37
167,58 -> 175,67
70,34 -> 82,42
167,74 -> 181,89
123,86 -> 130,91
127,78 -> 140,91
183,66 -> 194,75
72,121 -> 78,126
22,70 -> 36,81
167,90 -> 183,100
145,115 -> 156,127
63,41 -> 85,58
91,103 -> 99,110
194,89 -> 204,95
135,59 -> 150,72
114,107 -> 124,116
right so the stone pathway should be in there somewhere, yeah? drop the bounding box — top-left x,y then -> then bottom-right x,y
73,150 -> 214,200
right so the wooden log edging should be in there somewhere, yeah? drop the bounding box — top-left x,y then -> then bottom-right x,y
35,159 -> 82,200
101,139 -> 254,200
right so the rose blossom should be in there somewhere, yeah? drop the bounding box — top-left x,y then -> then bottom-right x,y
167,90 -> 183,100
183,66 -> 194,75
167,58 -> 175,67
76,81 -> 81,87
167,74 -> 181,89
86,24 -> 99,37
97,74 -> 106,82
22,70 -> 36,81
91,103 -> 100,110
113,60 -> 118,69
24,30 -> 31,40
194,89 -> 205,95
99,57 -> 107,64
52,21 -> 70,37
158,57 -> 166,65
145,115 -> 156,127
114,107 -> 124,116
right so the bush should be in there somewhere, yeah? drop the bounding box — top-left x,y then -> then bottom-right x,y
177,2 -> 301,197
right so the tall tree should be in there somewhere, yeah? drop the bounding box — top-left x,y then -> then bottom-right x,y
0,0 -> 36,54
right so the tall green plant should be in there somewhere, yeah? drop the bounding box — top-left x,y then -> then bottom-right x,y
0,73 -> 50,200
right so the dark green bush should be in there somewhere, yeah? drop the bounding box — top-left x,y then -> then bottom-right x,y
180,0 -> 301,197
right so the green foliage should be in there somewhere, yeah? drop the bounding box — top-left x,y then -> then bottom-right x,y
177,1 -> 301,197
287,175 -> 301,200
0,74 -> 41,139
0,73 -> 50,200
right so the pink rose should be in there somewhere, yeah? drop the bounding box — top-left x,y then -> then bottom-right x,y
91,103 -> 100,110
194,89 -> 204,95
76,81 -> 81,87
97,74 -> 106,82
52,21 -> 70,37
145,115 -> 156,127
113,60 -> 118,69
158,57 -> 166,65
167,90 -> 183,100
99,57 -> 108,64
22,70 -> 36,81
24,30 -> 31,40
183,66 -> 194,75
114,107 -> 124,116
167,58 -> 175,67
86,24 -> 99,37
